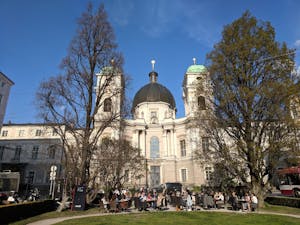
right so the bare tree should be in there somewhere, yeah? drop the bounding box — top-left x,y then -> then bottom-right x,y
92,137 -> 145,192
36,3 -> 127,196
197,11 -> 300,206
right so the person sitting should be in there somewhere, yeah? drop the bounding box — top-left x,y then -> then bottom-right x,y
202,192 -> 209,209
215,192 -> 225,209
119,195 -> 128,211
109,194 -> 118,213
146,192 -> 153,208
228,191 -> 239,210
7,193 -> 16,204
100,196 -> 109,212
242,193 -> 251,212
152,191 -> 158,209
139,192 -> 148,211
250,193 -> 258,211
207,192 -> 215,209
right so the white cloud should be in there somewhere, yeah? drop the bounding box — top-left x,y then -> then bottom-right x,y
295,40 -> 300,47
139,0 -> 221,47
109,0 -> 135,26
108,0 -> 222,47
140,0 -> 179,38
177,1 -> 222,47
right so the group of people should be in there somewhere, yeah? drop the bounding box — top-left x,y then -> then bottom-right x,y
1,188 -> 40,205
100,187 -> 168,212
169,189 -> 258,212
228,192 -> 258,212
98,187 -> 259,213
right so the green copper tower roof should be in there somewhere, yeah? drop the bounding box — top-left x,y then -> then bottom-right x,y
186,58 -> 207,73
186,64 -> 207,73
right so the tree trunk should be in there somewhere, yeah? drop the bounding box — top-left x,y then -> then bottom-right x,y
252,181 -> 265,208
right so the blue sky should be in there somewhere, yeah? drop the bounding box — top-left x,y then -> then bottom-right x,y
1,0 -> 300,123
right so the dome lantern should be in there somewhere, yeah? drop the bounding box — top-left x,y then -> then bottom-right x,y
132,60 -> 176,112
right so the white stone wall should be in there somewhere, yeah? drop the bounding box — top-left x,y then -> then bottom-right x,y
0,124 -> 64,189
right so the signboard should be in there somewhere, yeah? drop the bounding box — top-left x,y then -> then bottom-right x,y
50,165 -> 57,181
72,185 -> 86,211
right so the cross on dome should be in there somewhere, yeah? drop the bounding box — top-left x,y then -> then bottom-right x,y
193,57 -> 196,65
151,59 -> 156,71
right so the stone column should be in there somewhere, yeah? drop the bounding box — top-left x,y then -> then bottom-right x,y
133,130 -> 139,148
139,130 -> 145,156
144,130 -> 147,158
167,130 -> 170,157
173,129 -> 177,157
163,129 -> 168,156
171,129 -> 175,156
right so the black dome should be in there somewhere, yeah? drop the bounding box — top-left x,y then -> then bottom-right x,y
132,71 -> 176,111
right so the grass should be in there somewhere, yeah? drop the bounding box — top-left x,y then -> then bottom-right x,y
9,204 -> 300,225
55,211 -> 300,225
260,203 -> 300,214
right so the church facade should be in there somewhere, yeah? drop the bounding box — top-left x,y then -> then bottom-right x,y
96,59 -> 213,188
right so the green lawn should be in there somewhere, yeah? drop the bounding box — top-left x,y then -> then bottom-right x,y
55,211 -> 300,225
261,203 -> 300,215
10,204 -> 300,225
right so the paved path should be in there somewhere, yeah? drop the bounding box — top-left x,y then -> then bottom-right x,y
27,207 -> 176,225
27,213 -> 112,225
27,207 -> 300,225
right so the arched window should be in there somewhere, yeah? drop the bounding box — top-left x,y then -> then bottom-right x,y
150,136 -> 160,159
104,98 -> 112,112
198,96 -> 206,110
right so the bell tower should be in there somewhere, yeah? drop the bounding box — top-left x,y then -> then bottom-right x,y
182,58 -> 211,118
94,62 -> 124,137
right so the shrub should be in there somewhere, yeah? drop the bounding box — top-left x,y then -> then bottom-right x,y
265,196 -> 300,208
0,200 -> 56,224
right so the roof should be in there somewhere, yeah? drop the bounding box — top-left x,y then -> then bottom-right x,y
132,71 -> 176,111
277,166 -> 300,174
0,72 -> 14,85
98,66 -> 122,76
186,64 -> 207,73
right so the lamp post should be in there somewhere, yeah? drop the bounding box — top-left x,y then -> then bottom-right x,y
144,123 -> 149,188
145,158 -> 148,188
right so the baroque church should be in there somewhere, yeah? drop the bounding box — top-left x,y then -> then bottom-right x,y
96,59 -> 213,188
0,59 -> 213,193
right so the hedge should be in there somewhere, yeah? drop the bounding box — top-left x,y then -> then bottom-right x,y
265,196 -> 300,208
0,200 -> 56,224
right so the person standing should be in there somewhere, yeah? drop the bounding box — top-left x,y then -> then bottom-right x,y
175,189 -> 181,211
186,191 -> 193,211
